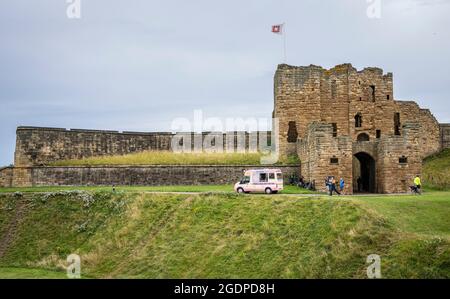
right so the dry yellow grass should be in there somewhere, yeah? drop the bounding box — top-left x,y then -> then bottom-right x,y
51,151 -> 264,166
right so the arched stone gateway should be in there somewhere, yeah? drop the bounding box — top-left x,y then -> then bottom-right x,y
353,152 -> 376,193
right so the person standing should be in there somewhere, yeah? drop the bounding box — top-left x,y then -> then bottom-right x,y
357,176 -> 362,192
325,176 -> 330,193
339,178 -> 345,193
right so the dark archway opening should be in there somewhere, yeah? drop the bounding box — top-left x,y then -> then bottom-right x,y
353,152 -> 376,193
357,133 -> 370,142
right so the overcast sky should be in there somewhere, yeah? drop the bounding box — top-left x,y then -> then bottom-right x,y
1,0 -> 449,166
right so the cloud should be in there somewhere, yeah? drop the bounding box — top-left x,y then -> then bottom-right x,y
0,0 -> 449,165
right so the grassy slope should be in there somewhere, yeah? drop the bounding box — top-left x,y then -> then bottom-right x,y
0,267 -> 67,279
423,149 -> 450,190
350,192 -> 450,279
352,192 -> 450,238
49,151 -> 300,166
0,191 -> 449,279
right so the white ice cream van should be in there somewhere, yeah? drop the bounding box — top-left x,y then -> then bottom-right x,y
234,169 -> 283,194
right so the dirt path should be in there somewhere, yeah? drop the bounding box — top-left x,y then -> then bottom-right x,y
140,191 -> 413,197
0,191 -> 415,197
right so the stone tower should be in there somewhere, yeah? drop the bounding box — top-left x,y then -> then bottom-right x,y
273,63 -> 441,194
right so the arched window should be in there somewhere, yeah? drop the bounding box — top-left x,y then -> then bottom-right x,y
287,121 -> 298,143
357,133 -> 370,142
355,113 -> 362,128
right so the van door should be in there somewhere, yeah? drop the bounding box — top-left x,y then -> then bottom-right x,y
240,176 -> 251,192
256,173 -> 269,192
247,172 -> 259,192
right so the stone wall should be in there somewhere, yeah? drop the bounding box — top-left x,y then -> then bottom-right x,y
377,123 -> 422,193
0,165 -> 299,188
298,122 -> 353,194
14,127 -> 272,167
0,167 -> 13,188
14,127 -> 171,167
397,102 -> 441,158
441,124 -> 450,150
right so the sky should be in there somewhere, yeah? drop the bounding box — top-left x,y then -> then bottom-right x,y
1,0 -> 450,166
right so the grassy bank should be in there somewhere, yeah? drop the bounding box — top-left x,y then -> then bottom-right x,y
0,191 -> 449,279
0,267 -> 68,279
49,151 -> 300,166
423,149 -> 450,190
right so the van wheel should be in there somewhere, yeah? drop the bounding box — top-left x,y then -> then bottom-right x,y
237,188 -> 245,194
265,188 -> 273,194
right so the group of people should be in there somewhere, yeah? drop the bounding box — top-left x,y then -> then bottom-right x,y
289,174 -> 316,191
298,176 -> 316,191
324,175 -> 422,195
325,176 -> 345,196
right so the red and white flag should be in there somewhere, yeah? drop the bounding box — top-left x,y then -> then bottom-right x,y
272,24 -> 283,34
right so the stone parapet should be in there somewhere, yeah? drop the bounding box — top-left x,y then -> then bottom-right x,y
0,165 -> 300,188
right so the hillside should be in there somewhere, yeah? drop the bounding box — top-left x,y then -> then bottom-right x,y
0,191 -> 449,278
423,149 -> 450,190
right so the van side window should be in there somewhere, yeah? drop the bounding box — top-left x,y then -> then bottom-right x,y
269,173 -> 275,179
276,173 -> 283,181
259,173 -> 268,182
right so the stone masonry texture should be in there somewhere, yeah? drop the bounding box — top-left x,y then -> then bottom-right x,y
273,63 -> 446,194
0,166 -> 299,188
14,127 -> 272,167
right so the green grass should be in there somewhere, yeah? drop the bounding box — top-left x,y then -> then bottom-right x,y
350,192 -> 450,238
0,267 -> 67,279
423,149 -> 450,190
49,151 -> 300,166
0,185 -> 316,194
0,191 -> 449,279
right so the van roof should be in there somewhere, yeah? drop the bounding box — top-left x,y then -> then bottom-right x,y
245,169 -> 282,173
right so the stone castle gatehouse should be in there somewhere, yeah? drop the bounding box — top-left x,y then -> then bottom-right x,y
274,63 -> 445,194
1,63 -> 449,191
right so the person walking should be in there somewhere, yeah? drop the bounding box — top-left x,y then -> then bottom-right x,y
414,175 -> 422,194
339,178 -> 345,193
329,177 -> 341,196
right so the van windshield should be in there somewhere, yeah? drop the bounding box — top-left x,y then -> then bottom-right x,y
240,176 -> 250,184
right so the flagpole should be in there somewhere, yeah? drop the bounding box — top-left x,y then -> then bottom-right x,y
283,23 -> 287,63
